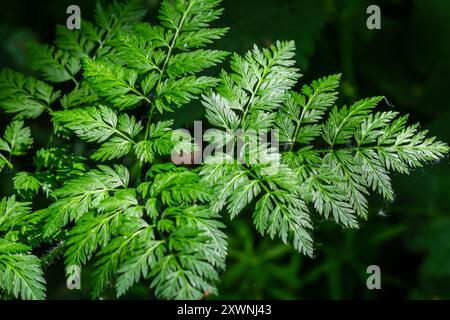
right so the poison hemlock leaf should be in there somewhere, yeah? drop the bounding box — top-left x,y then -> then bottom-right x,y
200,44 -> 449,258
0,0 -> 229,300
0,121 -> 33,172
0,69 -> 59,119
27,42 -> 81,83
0,198 -> 46,300
0,0 -> 447,301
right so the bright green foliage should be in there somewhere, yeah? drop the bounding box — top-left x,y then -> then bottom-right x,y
1,0 -> 229,300
53,106 -> 144,161
0,69 -> 60,119
0,121 -> 33,171
0,240 -> 46,300
0,198 -> 46,300
27,42 -> 81,83
0,0 -> 448,301
200,45 -> 449,258
16,147 -> 88,199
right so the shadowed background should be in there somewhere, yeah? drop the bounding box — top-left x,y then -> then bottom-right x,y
0,0 -> 449,299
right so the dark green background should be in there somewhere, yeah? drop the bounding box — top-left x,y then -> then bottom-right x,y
0,0 -> 449,299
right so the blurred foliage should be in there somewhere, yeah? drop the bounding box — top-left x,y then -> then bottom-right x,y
0,0 -> 449,299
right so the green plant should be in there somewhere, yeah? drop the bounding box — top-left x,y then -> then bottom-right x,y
200,45 -> 448,257
1,0 -> 228,300
0,0 -> 448,300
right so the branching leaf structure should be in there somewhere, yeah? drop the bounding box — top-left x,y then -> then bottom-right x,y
0,0 -> 448,301
200,46 -> 449,258
0,0 -> 228,300
0,197 -> 46,300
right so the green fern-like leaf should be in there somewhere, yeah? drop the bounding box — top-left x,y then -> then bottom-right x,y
0,0 -> 447,301
200,43 -> 449,258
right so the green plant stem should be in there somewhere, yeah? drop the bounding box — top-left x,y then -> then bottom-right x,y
136,1 -> 195,185
136,104 -> 156,185
289,90 -> 321,152
311,144 -> 429,154
241,61 -> 273,123
0,153 -> 13,170
154,0 -> 196,93
94,18 -> 118,59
